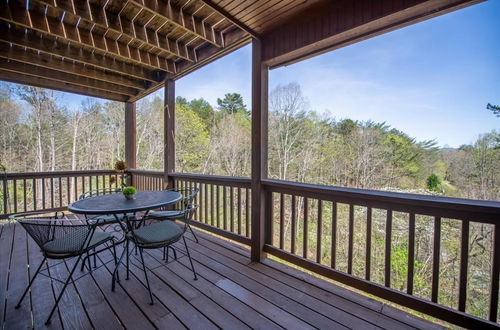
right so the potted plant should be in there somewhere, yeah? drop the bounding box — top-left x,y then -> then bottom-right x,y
122,186 -> 137,200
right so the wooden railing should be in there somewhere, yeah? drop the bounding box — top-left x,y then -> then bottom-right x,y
2,170 -> 499,327
262,179 -> 500,329
128,170 -> 252,245
0,170 -> 119,218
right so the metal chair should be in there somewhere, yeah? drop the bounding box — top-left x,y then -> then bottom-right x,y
148,188 -> 200,243
113,205 -> 199,305
12,213 -> 117,325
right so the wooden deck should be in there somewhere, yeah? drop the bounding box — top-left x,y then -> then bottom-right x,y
0,220 -> 442,330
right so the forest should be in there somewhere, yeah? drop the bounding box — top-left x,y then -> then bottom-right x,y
0,81 -> 499,321
1,82 -> 497,201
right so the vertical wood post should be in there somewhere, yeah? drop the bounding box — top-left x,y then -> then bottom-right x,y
125,101 -> 136,186
251,39 -> 268,262
164,79 -> 175,189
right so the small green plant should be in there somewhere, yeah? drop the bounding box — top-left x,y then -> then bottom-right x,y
426,174 -> 441,192
122,186 -> 137,199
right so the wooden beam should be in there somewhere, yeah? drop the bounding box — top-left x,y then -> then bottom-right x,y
0,22 -> 158,83
0,58 -> 138,97
198,0 -> 260,39
0,42 -> 147,90
125,102 -> 137,171
129,0 -> 222,47
250,38 -> 269,262
164,79 -> 175,188
0,1 -> 175,72
0,68 -> 128,101
33,0 -> 196,62
262,0 -> 483,68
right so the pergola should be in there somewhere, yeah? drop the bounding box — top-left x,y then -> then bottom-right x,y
2,0 -> 498,328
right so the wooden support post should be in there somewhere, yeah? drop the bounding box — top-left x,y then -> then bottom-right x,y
250,39 -> 269,262
164,79 -> 176,189
125,101 -> 136,186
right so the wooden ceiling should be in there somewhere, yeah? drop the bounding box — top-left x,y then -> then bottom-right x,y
0,0 -> 482,102
0,0 -> 317,102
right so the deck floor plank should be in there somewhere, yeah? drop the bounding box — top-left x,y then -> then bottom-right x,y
188,230 -> 429,330
0,222 -> 442,330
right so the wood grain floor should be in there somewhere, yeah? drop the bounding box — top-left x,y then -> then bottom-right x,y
0,220 -> 442,329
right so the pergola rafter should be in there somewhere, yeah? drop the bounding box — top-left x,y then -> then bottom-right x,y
33,0 -> 197,62
0,0 -> 176,72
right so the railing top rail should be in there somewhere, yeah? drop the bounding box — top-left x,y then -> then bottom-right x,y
3,169 -> 117,179
262,179 -> 500,219
128,169 -> 164,176
168,172 -> 251,187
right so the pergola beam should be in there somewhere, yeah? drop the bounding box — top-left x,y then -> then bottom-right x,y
0,1 -> 176,72
0,23 -> 159,83
0,58 -> 138,97
0,42 -> 147,90
129,0 -> 223,47
34,0 -> 196,62
0,68 -> 128,101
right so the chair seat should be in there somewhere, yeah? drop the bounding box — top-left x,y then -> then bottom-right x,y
148,210 -> 185,220
43,230 -> 112,258
131,221 -> 183,248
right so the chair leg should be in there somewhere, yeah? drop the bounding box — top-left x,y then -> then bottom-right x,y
45,254 -> 83,325
138,248 -> 154,305
188,224 -> 199,243
171,246 -> 177,260
182,236 -> 197,280
15,257 -> 47,309
112,246 -> 128,291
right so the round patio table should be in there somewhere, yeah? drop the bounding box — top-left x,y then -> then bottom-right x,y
68,190 -> 183,284
68,190 -> 182,216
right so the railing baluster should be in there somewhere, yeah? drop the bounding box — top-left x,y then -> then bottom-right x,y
33,178 -> 37,211
245,188 -> 250,237
203,183 -> 208,223
2,177 -> 7,214
385,210 -> 392,287
42,177 -> 46,210
489,223 -> 499,322
303,197 -> 308,259
408,213 -> 415,294
291,195 -> 296,254
58,177 -> 62,207
230,187 -> 234,233
331,201 -> 337,268
66,176 -> 70,204
23,179 -> 27,212
316,200 -> 322,264
432,216 -> 441,303
223,186 -> 227,230
238,187 -> 242,235
366,207 -> 372,281
216,185 -> 220,228
211,184 -> 215,227
458,220 -> 469,312
13,179 -> 18,213
348,204 -> 354,274
50,177 -> 54,209
279,193 -> 284,250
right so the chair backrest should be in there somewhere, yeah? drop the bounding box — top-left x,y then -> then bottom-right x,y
11,213 -> 100,254
79,187 -> 122,200
170,188 -> 200,209
180,204 -> 199,232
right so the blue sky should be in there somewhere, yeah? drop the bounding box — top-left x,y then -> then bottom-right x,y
41,1 -> 500,147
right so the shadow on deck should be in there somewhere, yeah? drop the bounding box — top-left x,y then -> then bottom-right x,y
0,220 -> 441,329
